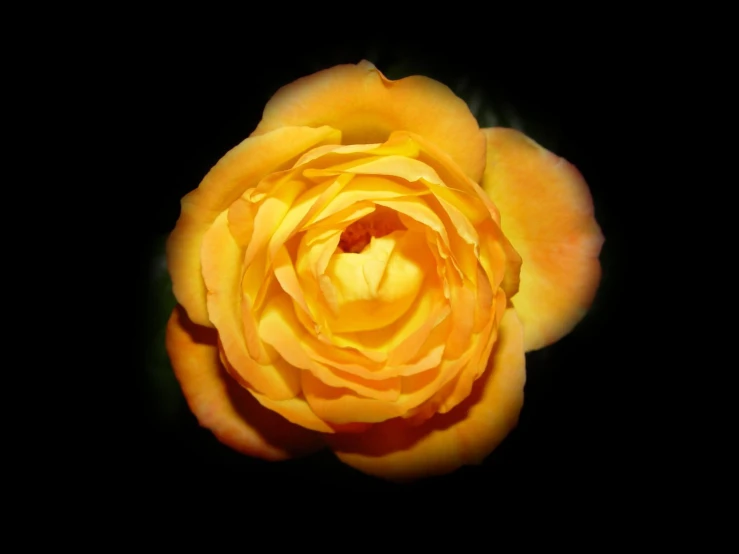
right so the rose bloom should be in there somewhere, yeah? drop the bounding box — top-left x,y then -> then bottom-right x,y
165,61 -> 603,481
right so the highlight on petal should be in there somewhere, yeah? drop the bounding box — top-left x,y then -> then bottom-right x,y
252,61 -> 487,183
165,305 -> 325,460
325,307 -> 526,482
166,125 -> 341,327
322,229 -> 427,333
481,128 -> 604,352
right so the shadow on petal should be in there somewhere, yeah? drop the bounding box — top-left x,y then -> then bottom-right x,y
326,308 -> 526,482
167,305 -> 326,461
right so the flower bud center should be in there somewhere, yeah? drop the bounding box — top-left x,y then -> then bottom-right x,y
339,206 -> 406,253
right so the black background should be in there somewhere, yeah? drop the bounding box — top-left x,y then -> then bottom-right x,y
123,32 -> 634,507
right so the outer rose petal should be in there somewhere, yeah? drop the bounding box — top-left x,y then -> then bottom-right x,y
165,305 -> 325,460
252,61 -> 487,183
166,125 -> 341,327
325,308 -> 526,482
481,128 -> 604,352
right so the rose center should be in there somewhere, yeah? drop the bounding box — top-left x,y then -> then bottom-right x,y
338,206 -> 406,253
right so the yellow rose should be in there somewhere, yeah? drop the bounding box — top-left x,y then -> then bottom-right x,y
165,61 -> 603,481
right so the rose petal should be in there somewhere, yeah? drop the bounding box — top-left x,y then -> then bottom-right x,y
165,305 -> 324,459
325,277 -> 449,374
257,286 -> 465,423
437,289 -> 507,413
293,142 -> 384,168
326,307 -> 526,481
303,203 -> 377,239
245,185 -> 301,264
257,292 -> 402,401
295,227 -> 344,337
394,130 -> 502,226
252,61 -> 486,183
167,125 -> 341,327
374,196 -> 450,249
260,290 -> 381,377
401,270 -> 498,421
248,390 -> 336,434
305,175 -> 428,228
382,131 -> 523,299
302,371 -> 405,424
322,230 -> 426,333
481,128 -> 604,351
444,270 -> 477,360
302,316 -> 476,426
202,211 -> 301,400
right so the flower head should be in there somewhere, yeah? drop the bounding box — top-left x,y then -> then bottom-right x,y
165,61 -> 603,481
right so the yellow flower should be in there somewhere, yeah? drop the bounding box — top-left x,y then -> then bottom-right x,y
165,61 -> 603,481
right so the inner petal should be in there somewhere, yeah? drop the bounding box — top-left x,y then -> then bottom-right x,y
324,223 -> 426,333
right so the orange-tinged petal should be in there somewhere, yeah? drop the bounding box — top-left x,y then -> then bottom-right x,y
476,217 -> 522,301
307,175 -> 428,227
241,249 -> 276,360
264,176 -> 345,261
327,278 -> 449,373
252,61 -> 486,183
244,177 -> 306,268
396,130 -> 502,226
481,128 -> 604,351
304,203 -> 377,239
272,244 -> 311,316
293,142 -> 383,167
326,307 -> 526,481
406,276 -> 502,422
227,193 -> 256,248
165,305 -> 324,459
344,155 -> 445,185
257,293 -> 318,372
437,289 -> 507,413
375,196 -> 449,247
258,291 -> 404,397
394,313 -> 449,376
310,365 -> 402,403
259,291 -> 463,423
444,272 -> 476,360
311,319 -> 470,426
249,390 -> 335,434
167,125 -> 341,327
202,211 -> 301,400
296,227 -> 343,336
302,371 -> 405,424
473,263 -> 495,334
